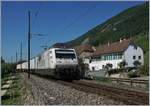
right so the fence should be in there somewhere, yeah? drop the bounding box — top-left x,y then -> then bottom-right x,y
94,77 -> 149,87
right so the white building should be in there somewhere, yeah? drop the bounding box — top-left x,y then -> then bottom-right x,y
88,39 -> 144,71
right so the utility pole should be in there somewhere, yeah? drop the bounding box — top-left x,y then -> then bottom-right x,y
20,42 -> 22,72
11,56 -> 13,74
28,11 -> 31,78
16,52 -> 18,64
11,56 -> 13,64
27,11 -> 43,78
16,52 -> 17,73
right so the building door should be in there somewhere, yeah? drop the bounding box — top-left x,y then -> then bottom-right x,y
92,67 -> 95,71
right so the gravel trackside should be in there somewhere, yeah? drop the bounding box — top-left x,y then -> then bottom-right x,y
22,73 -> 124,105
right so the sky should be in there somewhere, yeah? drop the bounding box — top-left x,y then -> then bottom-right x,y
1,1 -> 145,62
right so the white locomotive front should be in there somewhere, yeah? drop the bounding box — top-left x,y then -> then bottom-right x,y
54,49 -> 78,68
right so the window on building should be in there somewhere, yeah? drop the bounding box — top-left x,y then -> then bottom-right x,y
105,55 -> 107,60
101,56 -> 104,60
102,65 -> 105,69
115,55 -> 117,60
98,56 -> 101,61
113,54 -> 115,60
89,59 -> 92,63
108,55 -> 110,60
116,53 -> 118,60
104,56 -> 106,60
138,56 -> 141,60
133,56 -> 136,59
102,53 -> 123,60
107,55 -> 108,60
106,55 -> 108,60
118,53 -> 122,59
120,55 -> 122,59
109,55 -> 111,60
117,55 -> 118,60
92,67 -> 95,71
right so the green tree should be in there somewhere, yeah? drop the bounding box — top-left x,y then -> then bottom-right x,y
139,65 -> 149,76
78,58 -> 86,78
1,57 -> 5,64
118,60 -> 127,69
133,60 -> 141,68
105,63 -> 113,70
1,62 -> 16,78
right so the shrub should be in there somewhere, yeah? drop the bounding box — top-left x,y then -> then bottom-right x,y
107,68 -> 124,75
1,63 -> 16,78
105,63 -> 113,70
133,60 -> 141,68
127,70 -> 140,78
139,65 -> 149,76
78,58 -> 86,78
118,60 -> 127,69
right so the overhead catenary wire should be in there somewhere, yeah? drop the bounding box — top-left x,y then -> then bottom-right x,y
46,3 -> 98,43
20,2 -> 43,62
61,3 -> 98,32
21,3 -> 98,61
32,2 -> 43,27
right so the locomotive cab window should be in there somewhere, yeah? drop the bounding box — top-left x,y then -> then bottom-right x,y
55,50 -> 76,59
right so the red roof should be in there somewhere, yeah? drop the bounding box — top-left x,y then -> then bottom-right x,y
92,39 -> 133,57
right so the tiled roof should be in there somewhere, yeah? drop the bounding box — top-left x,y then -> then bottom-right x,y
92,39 -> 133,57
74,44 -> 94,55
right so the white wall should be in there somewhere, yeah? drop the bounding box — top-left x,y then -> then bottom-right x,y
89,59 -> 123,71
124,45 -> 144,67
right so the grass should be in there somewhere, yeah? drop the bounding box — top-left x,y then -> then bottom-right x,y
1,73 -> 24,105
93,76 -> 112,83
1,74 -> 12,86
93,76 -> 149,91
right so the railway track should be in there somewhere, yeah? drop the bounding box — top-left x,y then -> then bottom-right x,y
25,73 -> 149,105
57,80 -> 149,105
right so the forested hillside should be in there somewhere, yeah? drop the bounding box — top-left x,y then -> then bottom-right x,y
65,2 -> 149,74
66,2 -> 148,47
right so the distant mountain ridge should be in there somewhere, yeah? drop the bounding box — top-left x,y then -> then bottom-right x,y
64,2 -> 149,47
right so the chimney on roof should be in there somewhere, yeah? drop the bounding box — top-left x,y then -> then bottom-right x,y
92,46 -> 96,51
120,38 -> 122,43
108,42 -> 110,46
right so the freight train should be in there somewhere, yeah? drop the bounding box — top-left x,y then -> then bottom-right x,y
16,48 -> 82,80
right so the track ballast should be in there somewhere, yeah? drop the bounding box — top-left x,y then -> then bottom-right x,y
57,80 -> 149,105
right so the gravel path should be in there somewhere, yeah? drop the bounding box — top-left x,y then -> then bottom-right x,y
22,73 -> 124,105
